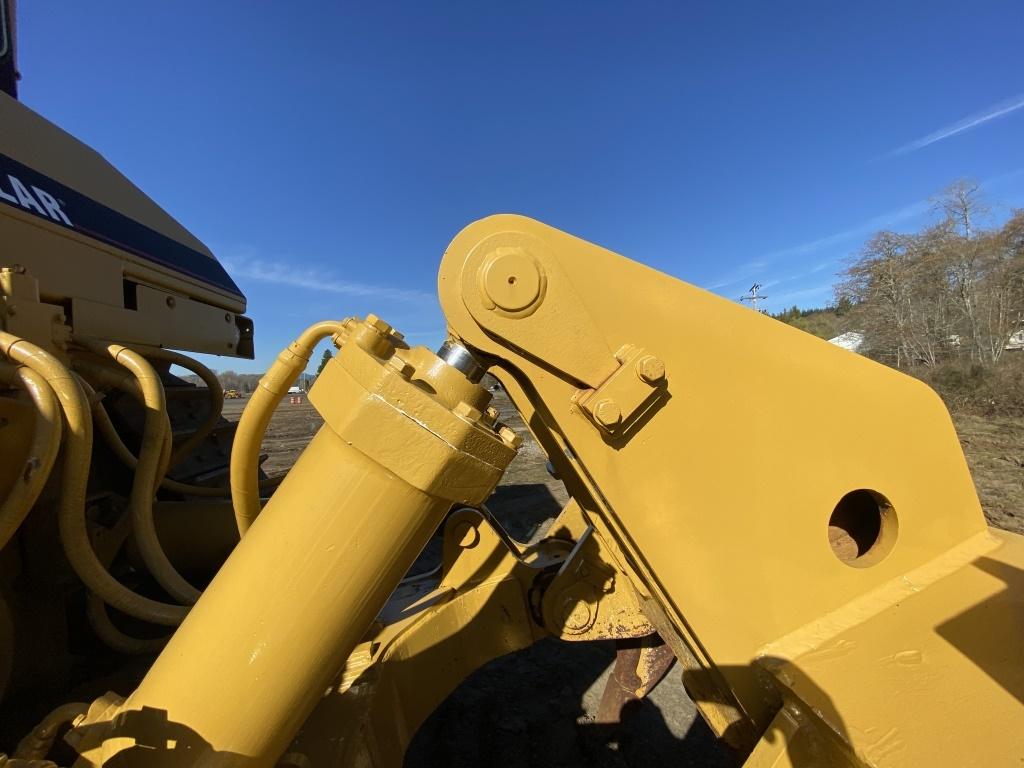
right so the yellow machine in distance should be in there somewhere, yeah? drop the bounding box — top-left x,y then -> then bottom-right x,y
1,6 -> 1022,761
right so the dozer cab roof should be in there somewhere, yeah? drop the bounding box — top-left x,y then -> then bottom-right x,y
0,89 -> 253,357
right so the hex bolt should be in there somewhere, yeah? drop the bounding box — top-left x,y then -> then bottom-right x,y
498,425 -> 523,448
636,355 -> 666,384
386,355 -> 414,378
364,313 -> 393,335
454,401 -> 483,422
593,399 -> 622,428
482,406 -> 500,426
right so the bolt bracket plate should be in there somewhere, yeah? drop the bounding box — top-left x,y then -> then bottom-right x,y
574,345 -> 667,437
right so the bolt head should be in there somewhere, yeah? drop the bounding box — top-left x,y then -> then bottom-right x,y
454,401 -> 483,421
636,356 -> 666,384
386,355 -> 414,378
498,425 -> 523,448
364,313 -> 393,335
593,399 -> 622,427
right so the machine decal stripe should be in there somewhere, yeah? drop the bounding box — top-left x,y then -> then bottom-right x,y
0,151 -> 243,299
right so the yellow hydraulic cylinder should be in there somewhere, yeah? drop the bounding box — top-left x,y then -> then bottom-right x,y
71,317 -> 517,767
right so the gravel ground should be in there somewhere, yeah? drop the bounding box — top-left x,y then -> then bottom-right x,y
953,413 -> 1024,535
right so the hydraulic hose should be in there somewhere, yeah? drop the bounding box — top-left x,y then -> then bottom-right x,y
86,593 -> 169,656
72,356 -> 174,484
80,374 -> 279,498
85,516 -> 170,656
0,363 -> 62,551
74,339 -> 200,604
128,344 -> 224,469
0,332 -> 188,626
231,319 -> 347,535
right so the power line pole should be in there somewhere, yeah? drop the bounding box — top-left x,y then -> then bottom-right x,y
739,283 -> 768,313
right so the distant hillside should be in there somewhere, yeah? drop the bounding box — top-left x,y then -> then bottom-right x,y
770,303 -> 848,340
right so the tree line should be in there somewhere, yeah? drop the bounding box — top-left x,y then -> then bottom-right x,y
836,181 -> 1024,368
180,350 -> 334,393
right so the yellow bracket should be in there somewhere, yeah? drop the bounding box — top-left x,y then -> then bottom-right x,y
540,523 -> 655,641
453,227 -> 618,388
574,343 -> 668,438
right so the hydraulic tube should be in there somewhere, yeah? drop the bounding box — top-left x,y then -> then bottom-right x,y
128,344 -> 224,469
0,332 -> 188,626
71,317 -> 518,767
231,319 -> 348,535
0,362 -> 62,550
75,339 -> 200,605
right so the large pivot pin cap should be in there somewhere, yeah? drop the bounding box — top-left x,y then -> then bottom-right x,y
478,247 -> 545,316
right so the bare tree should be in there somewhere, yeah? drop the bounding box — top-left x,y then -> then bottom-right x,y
931,180 -> 991,360
979,210 -> 1024,362
933,179 -> 987,239
838,231 -> 949,367
840,183 -> 1024,370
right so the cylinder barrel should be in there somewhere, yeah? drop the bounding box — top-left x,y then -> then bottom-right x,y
72,319 -> 516,766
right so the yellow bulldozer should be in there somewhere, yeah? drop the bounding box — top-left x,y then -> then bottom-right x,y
1,4 -> 1022,766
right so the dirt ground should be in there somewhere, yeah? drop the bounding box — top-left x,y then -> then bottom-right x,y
952,413 -> 1024,535
220,392 -> 1024,767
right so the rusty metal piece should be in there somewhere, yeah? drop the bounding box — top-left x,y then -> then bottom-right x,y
595,635 -> 676,724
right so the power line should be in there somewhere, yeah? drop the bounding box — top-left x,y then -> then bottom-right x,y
739,283 -> 768,312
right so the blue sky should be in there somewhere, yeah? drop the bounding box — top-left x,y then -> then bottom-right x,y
17,2 -> 1024,373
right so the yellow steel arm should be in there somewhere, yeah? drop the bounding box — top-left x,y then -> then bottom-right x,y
435,215 -> 1024,766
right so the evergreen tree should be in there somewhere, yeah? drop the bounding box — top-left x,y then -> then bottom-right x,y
315,349 -> 333,376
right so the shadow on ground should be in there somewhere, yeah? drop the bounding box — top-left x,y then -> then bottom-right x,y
405,637 -> 738,768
